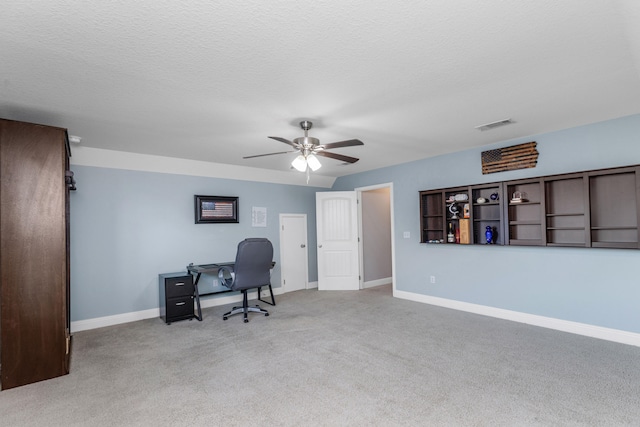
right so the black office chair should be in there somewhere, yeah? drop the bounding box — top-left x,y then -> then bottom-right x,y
218,238 -> 274,323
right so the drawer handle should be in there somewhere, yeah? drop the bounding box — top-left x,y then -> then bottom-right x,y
175,302 -> 186,306
174,282 -> 185,286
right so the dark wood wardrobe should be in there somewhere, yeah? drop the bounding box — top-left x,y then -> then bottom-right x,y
0,118 -> 72,389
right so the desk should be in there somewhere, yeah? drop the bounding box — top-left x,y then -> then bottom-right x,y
186,261 -> 276,321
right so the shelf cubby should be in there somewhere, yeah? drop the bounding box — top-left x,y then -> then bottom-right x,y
544,174 -> 588,247
505,179 -> 545,246
470,183 -> 504,245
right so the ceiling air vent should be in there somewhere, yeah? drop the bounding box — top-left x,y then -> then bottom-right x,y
475,118 -> 514,131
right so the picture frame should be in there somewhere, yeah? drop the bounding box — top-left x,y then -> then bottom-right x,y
194,195 -> 239,224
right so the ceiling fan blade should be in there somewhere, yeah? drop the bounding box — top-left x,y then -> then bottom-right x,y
315,151 -> 360,164
243,150 -> 298,159
319,139 -> 364,150
268,136 -> 299,148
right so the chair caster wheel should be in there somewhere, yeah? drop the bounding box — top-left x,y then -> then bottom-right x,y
265,313 -> 269,316
244,319 -> 249,323
223,317 -> 228,321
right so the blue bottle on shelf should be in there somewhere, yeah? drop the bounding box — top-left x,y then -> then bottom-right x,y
485,226 -> 493,244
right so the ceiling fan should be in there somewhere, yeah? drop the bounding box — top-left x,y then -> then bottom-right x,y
243,121 -> 364,175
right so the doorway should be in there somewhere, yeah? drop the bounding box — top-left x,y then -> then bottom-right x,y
314,183 -> 394,292
357,183 -> 394,291
279,214 -> 309,292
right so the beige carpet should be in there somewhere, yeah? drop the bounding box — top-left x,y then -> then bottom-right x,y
2,285 -> 640,426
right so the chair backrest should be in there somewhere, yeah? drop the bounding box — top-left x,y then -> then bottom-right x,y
231,238 -> 273,291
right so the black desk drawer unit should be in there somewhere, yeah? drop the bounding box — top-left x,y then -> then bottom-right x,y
159,272 -> 195,324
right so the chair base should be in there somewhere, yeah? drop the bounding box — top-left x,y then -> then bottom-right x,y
223,291 -> 269,323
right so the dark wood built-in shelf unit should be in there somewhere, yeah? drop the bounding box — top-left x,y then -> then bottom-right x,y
420,165 -> 640,249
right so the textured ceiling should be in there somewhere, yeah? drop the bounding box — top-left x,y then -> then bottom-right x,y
2,0 -> 640,178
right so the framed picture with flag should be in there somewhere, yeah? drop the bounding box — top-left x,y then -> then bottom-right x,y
194,195 -> 239,224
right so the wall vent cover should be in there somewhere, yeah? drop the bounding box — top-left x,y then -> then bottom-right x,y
475,118 -> 514,131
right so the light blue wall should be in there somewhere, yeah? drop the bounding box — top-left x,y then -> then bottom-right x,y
333,114 -> 640,334
69,166 -> 322,321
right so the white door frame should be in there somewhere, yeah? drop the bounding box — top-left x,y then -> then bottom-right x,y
279,213 -> 309,292
356,182 -> 395,293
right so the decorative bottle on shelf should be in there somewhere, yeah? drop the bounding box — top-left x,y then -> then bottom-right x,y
455,226 -> 460,243
485,226 -> 493,244
447,223 -> 455,243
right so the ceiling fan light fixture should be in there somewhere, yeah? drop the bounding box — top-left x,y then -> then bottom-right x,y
250,120 -> 362,176
307,154 -> 322,171
291,155 -> 307,172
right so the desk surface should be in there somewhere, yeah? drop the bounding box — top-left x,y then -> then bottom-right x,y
187,261 -> 275,275
186,262 -> 234,274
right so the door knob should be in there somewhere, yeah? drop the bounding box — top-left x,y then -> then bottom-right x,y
318,244 -> 322,248
300,244 -> 306,248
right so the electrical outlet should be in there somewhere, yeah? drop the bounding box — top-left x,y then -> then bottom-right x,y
403,231 -> 410,239
430,275 -> 436,284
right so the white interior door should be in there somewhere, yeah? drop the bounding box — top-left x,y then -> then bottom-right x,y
316,191 -> 359,291
279,214 -> 309,292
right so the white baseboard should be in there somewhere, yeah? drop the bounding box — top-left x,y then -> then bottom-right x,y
394,290 -> 640,348
70,308 -> 160,333
363,277 -> 392,289
71,286 -> 286,333
307,281 -> 318,289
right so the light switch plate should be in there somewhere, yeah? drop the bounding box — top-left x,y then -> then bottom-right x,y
403,231 -> 410,238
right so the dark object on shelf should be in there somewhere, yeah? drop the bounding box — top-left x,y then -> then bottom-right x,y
1,119 -> 72,390
159,273 -> 195,324
218,238 -> 274,323
447,223 -> 455,243
194,195 -> 239,224
481,141 -> 538,174
490,192 -> 499,201
485,226 -> 493,244
448,203 -> 459,219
